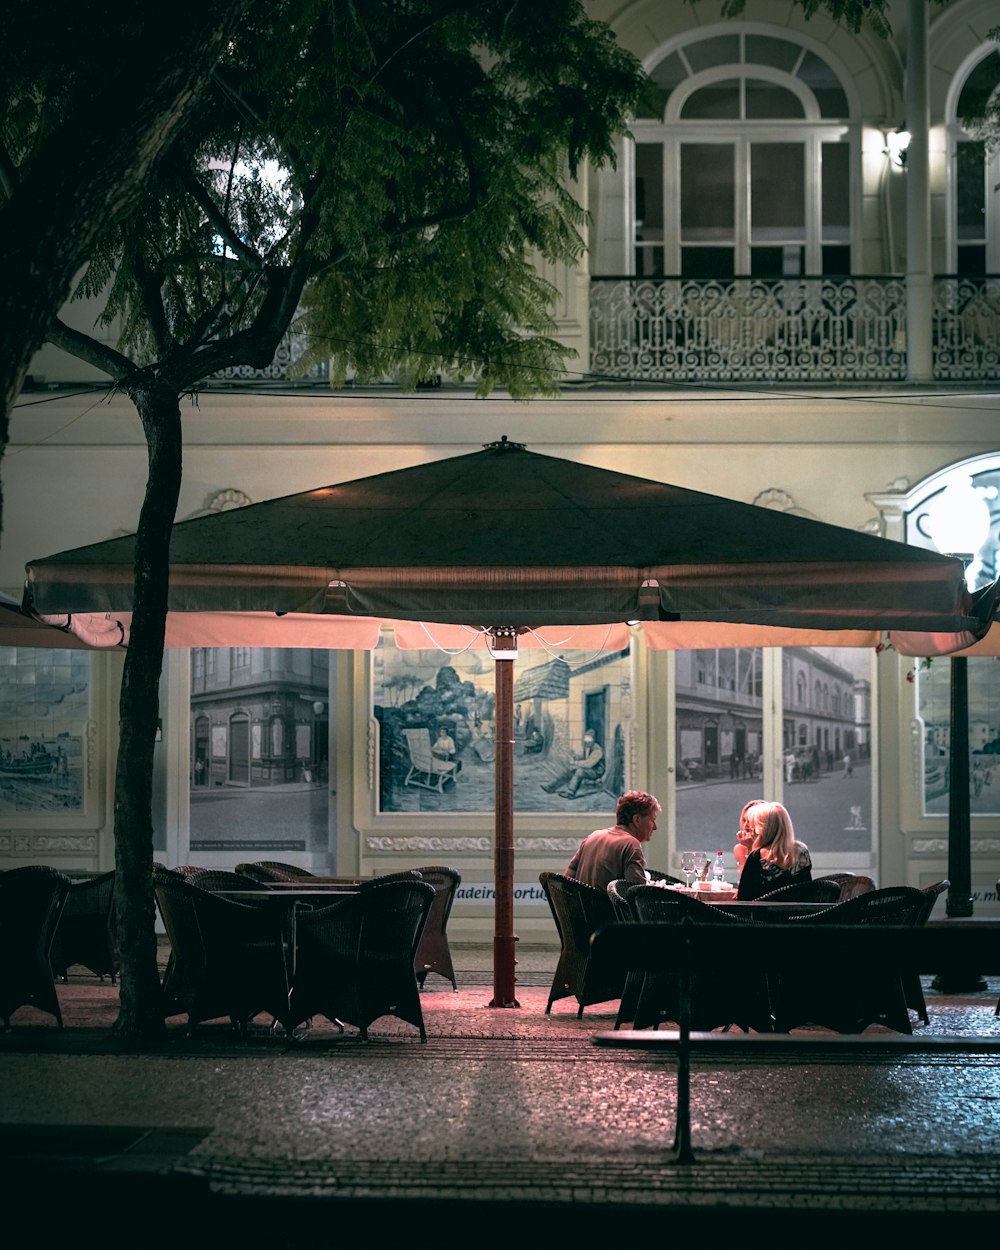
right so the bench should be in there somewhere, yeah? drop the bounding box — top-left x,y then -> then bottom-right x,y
589,920 -> 1000,1163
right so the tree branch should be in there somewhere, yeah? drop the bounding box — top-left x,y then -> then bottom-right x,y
46,317 -> 137,380
177,163 -> 263,269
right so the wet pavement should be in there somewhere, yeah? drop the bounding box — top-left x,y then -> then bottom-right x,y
2,944 -> 1000,1240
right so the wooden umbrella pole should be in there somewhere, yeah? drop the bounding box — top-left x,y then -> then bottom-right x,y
490,649 -> 519,1007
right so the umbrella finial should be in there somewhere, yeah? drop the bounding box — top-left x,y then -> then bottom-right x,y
483,435 -> 525,453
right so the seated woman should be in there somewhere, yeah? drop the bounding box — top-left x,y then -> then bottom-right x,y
736,801 -> 812,901
733,798 -> 766,876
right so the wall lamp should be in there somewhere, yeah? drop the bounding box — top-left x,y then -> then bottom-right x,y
884,127 -> 911,169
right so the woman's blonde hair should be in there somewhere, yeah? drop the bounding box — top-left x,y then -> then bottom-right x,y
749,802 -> 804,869
738,799 -> 766,832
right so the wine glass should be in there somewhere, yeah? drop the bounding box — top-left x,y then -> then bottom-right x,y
680,851 -> 698,889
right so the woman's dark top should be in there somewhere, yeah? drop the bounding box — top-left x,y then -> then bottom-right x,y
737,846 -> 812,901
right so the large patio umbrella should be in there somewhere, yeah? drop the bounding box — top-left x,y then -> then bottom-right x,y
22,439 -> 997,1004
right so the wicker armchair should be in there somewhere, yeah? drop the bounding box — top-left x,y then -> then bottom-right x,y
756,879 -> 842,904
411,866 -> 461,990
825,875 -> 880,905
235,861 -> 316,883
774,886 -> 927,1034
0,865 -> 72,1029
904,879 -> 950,1025
50,870 -> 119,983
646,869 -> 685,886
606,879 -> 644,1029
153,874 -> 291,1036
539,871 -> 626,1017
627,886 -> 772,1032
289,878 -> 436,1041
186,869 -> 273,894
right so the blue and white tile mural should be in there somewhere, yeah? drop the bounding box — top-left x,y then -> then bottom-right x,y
0,648 -> 88,814
373,640 -> 634,814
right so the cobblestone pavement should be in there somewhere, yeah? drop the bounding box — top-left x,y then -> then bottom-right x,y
2,946 -> 999,1239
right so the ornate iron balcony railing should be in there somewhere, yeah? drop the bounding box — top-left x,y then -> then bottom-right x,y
589,275 -> 999,383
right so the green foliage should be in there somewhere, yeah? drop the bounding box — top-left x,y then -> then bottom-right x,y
67,0 -> 647,396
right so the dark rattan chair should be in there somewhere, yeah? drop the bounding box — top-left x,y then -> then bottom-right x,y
646,869 -> 685,886
186,869 -> 274,894
0,865 -> 72,1029
289,878 -> 435,1041
903,879 -> 950,1025
756,878 -> 842,904
627,886 -> 772,1032
412,866 -> 461,990
51,870 -> 118,983
153,874 -> 292,1036
235,861 -> 317,883
606,879 -> 644,1029
773,885 -> 927,1034
539,870 -> 627,1018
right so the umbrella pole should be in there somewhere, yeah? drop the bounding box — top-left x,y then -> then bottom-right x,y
490,653 -> 519,1007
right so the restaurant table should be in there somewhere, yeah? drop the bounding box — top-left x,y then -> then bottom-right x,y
216,885 -> 360,984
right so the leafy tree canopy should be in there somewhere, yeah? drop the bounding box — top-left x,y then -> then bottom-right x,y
66,0 -> 646,398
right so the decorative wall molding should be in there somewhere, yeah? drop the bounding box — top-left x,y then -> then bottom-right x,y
364,834 -> 581,854
911,837 -> 1000,856
2,832 -> 98,855
366,835 -> 492,853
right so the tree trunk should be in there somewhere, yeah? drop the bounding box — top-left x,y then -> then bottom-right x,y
111,379 -> 183,1040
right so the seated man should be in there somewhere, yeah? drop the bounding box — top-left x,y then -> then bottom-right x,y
541,729 -> 604,798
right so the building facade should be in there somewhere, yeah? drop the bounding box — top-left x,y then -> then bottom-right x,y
3,0 -> 999,939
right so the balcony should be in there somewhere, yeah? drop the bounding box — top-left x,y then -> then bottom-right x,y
589,275 -> 1000,384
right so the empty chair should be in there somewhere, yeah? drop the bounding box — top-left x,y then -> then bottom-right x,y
756,878 -> 841,904
289,878 -> 436,1041
412,866 -> 461,990
153,874 -> 292,1036
773,885 -> 926,1034
539,870 -> 627,1018
627,886 -> 772,1032
0,865 -> 72,1029
235,861 -> 316,884
185,869 -> 273,894
904,879 -> 950,1025
606,879 -> 643,1029
51,870 -> 119,983
832,874 -> 877,901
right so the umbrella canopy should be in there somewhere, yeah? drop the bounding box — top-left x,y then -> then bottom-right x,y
24,438 -> 979,633
21,439 -> 998,1007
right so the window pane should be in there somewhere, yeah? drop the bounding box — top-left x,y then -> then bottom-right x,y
641,50 -> 688,118
957,244 -> 987,276
683,35 -> 739,73
751,143 -> 804,241
745,79 -> 805,119
917,657 -> 1000,817
782,648 -> 873,854
821,244 -> 852,275
681,80 -> 740,120
745,34 -> 800,73
189,647 -> 330,854
681,247 -> 734,277
751,245 -> 803,276
797,51 -> 849,117
681,144 -> 734,238
956,141 -> 986,240
957,51 -> 1000,121
821,142 -> 850,234
675,648 -> 764,872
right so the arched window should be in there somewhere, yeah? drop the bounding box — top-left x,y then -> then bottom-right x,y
796,672 -> 806,705
948,50 -> 1000,274
631,29 -> 855,278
